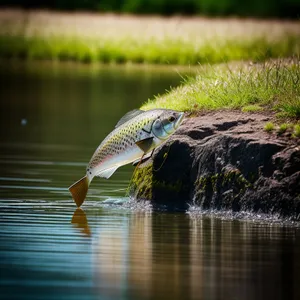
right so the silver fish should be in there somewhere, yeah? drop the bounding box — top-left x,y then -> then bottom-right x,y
69,108 -> 184,207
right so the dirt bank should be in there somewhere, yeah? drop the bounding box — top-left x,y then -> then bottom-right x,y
131,111 -> 300,220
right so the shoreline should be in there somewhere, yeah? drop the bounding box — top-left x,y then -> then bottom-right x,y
131,110 -> 300,220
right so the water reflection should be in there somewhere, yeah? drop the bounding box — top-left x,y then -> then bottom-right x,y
92,212 -> 300,300
0,61 -> 191,300
1,61 -> 299,300
0,61 -> 189,147
71,208 -> 91,236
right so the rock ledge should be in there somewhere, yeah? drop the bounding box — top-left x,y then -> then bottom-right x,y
131,111 -> 300,220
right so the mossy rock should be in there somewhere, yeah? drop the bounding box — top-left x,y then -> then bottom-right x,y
194,167 -> 251,211
130,163 -> 187,203
129,164 -> 153,200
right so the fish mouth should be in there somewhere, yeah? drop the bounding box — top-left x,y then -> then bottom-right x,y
175,112 -> 185,129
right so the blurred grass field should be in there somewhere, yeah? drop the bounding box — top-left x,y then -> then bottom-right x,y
0,9 -> 300,65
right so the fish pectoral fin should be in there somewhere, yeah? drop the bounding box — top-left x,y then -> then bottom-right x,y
132,150 -> 153,167
96,166 -> 119,179
135,137 -> 154,153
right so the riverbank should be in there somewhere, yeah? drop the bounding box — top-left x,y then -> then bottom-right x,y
130,110 -> 300,220
131,58 -> 300,219
0,9 -> 300,64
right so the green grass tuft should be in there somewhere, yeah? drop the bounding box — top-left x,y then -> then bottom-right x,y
278,123 -> 289,134
276,97 -> 300,119
264,122 -> 275,132
241,104 -> 263,113
293,124 -> 300,138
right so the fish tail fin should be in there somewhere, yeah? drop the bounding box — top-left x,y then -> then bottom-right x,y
69,176 -> 90,207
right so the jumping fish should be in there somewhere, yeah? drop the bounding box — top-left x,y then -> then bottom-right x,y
69,109 -> 184,207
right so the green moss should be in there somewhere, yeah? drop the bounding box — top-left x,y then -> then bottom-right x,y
129,164 -> 153,199
195,169 -> 251,197
222,168 -> 240,184
236,174 -> 252,190
220,169 -> 251,194
130,164 -> 185,200
210,174 -> 219,192
195,176 -> 209,191
132,162 -> 252,204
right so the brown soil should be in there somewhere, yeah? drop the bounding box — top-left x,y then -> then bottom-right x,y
183,110 -> 298,146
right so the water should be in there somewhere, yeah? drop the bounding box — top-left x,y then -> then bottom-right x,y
0,61 -> 300,300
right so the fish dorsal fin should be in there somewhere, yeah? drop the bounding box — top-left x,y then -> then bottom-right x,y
135,137 -> 154,153
96,166 -> 119,179
115,109 -> 145,128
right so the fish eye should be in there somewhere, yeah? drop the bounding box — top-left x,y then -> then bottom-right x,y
168,116 -> 175,122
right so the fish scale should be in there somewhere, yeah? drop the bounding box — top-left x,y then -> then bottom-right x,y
69,108 -> 184,207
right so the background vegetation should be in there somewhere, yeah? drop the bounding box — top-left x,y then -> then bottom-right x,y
1,0 -> 300,18
0,10 -> 299,65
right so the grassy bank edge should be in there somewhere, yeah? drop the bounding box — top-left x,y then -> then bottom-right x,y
141,59 -> 300,127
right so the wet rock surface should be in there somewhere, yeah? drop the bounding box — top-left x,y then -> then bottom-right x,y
132,111 -> 300,220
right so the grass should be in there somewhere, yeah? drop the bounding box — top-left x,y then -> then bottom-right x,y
293,124 -> 300,138
264,122 -> 275,132
0,10 -> 300,65
142,59 -> 300,119
278,123 -> 289,134
241,104 -> 263,113
0,34 -> 300,65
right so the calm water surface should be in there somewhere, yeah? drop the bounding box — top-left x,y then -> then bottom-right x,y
0,62 -> 300,300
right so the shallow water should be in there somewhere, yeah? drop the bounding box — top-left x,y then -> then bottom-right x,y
0,61 -> 300,300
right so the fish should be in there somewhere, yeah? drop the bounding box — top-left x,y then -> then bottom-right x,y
69,108 -> 184,207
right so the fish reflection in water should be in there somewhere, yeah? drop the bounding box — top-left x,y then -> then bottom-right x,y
93,211 -> 153,299
71,208 -> 91,236
72,209 -> 300,300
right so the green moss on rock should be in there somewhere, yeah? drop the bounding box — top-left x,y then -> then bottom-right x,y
129,164 -> 153,199
130,162 -> 187,201
194,168 -> 251,210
